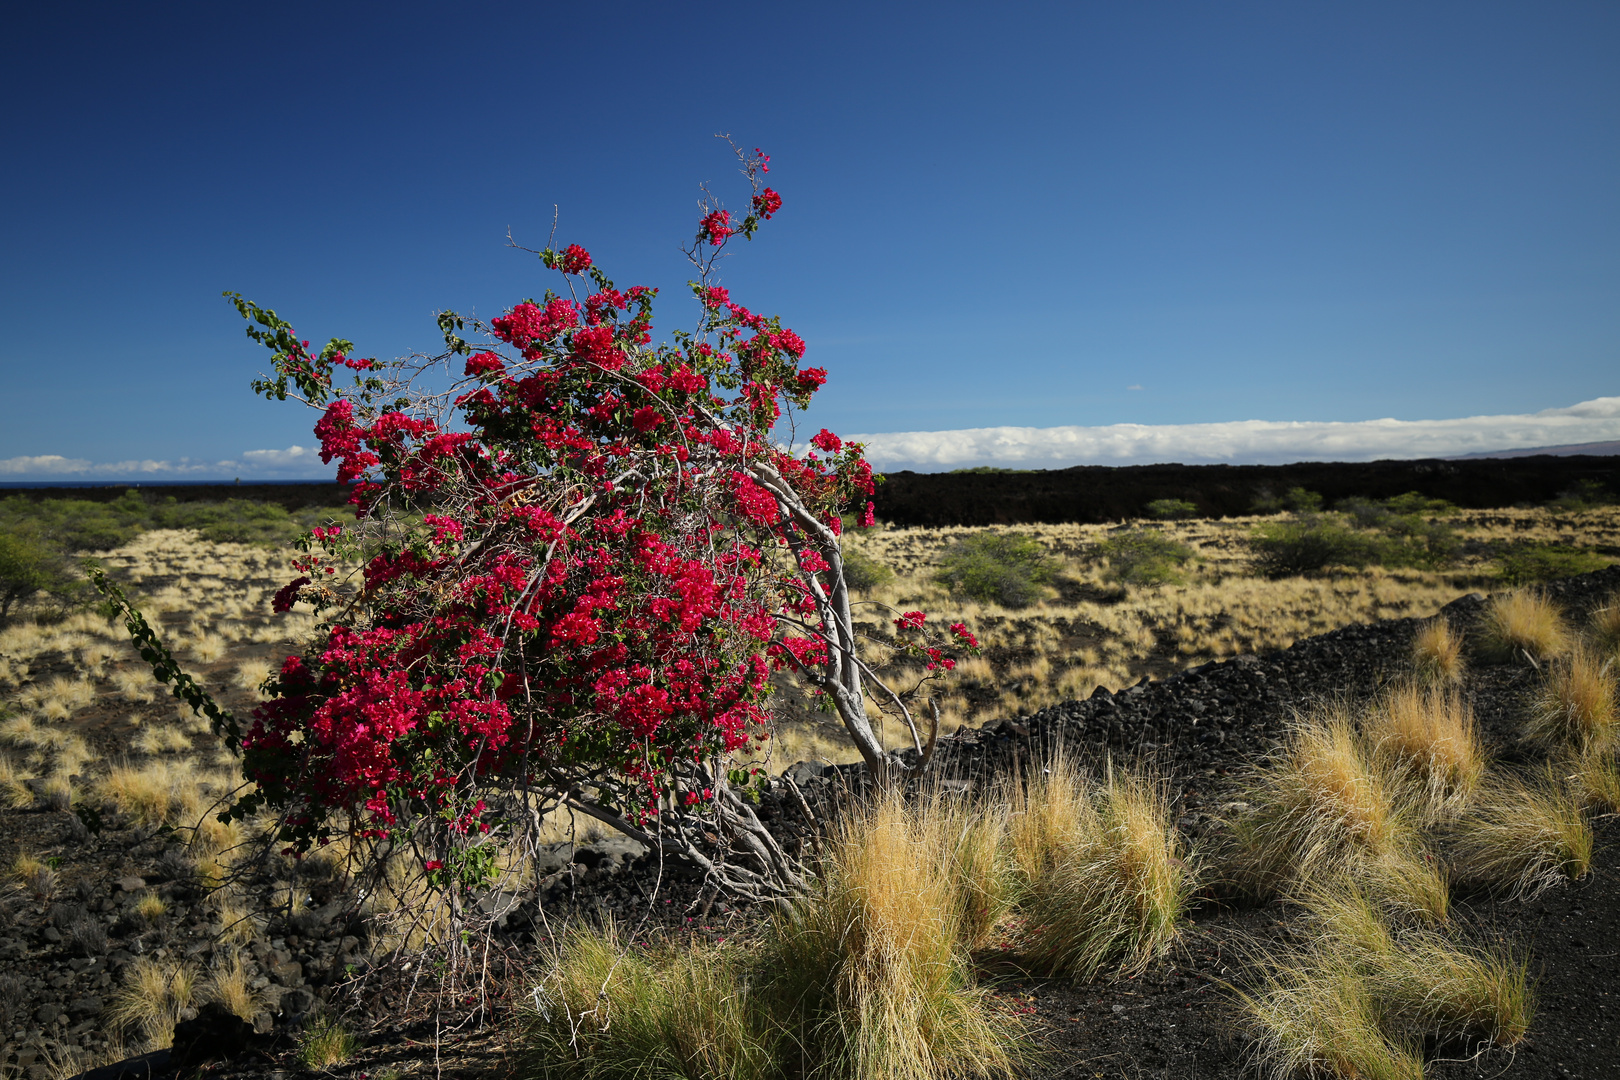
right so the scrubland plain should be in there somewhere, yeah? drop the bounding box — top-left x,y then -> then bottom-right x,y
1,504 -> 1618,1078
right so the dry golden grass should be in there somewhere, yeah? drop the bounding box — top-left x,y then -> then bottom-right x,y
1566,749 -> 1620,814
1242,953 -> 1425,1080
109,957 -> 197,1047
1364,685 -> 1485,820
1351,844 -> 1451,925
12,851 -> 54,898
135,891 -> 168,924
528,925 -> 775,1080
200,951 -> 263,1021
1589,592 -> 1620,657
298,1014 -> 358,1069
768,508 -> 1619,754
234,657 -> 273,695
1242,882 -> 1532,1080
1018,767 -> 1191,979
19,675 -> 96,720
1227,710 -> 1408,895
760,787 -> 1029,1080
1004,745 -> 1094,885
40,773 -> 73,812
1411,617 -> 1465,686
1525,646 -> 1618,754
111,667 -> 157,703
132,724 -> 193,755
1477,589 -> 1571,663
99,759 -> 203,827
0,752 -> 34,809
1450,771 -> 1593,897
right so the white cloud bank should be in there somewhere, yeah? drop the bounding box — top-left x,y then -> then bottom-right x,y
0,446 -> 326,481
849,396 -> 1620,472
7,396 -> 1620,480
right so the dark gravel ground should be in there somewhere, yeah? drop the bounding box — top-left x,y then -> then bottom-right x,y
7,566 -> 1619,1080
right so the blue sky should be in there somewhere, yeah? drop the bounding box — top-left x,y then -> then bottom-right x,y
3,1 -> 1618,477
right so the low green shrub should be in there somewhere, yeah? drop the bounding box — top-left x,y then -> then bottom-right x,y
1095,528 -> 1194,586
1549,479 -> 1612,512
1249,516 -> 1386,577
1144,498 -> 1197,520
0,529 -> 84,623
1496,544 -> 1610,586
1250,502 -> 1458,578
840,545 -> 894,591
934,532 -> 1056,608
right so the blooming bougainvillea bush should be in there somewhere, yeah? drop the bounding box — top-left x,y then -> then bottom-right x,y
164,146 -> 979,903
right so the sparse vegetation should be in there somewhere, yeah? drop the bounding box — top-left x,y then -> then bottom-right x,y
1497,543 -> 1610,585
298,1013 -> 358,1069
1449,771 -> 1593,897
109,957 -> 197,1046
1410,617 -> 1465,687
1477,588 -> 1571,662
934,531 -> 1057,608
1144,497 -> 1198,520
1095,528 -> 1195,586
1525,646 -> 1618,753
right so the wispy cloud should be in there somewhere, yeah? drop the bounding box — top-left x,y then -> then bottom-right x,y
0,446 -> 326,481
849,396 -> 1620,472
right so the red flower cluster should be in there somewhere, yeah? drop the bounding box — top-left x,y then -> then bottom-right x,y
752,188 -> 782,220
559,244 -> 592,274
699,209 -> 734,246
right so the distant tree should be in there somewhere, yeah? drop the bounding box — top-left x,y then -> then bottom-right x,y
0,529 -> 80,623
935,532 -> 1056,608
1096,528 -> 1195,586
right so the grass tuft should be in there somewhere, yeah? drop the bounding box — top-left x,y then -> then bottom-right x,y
298,1013 -> 357,1069
0,753 -> 35,809
1449,770 -> 1593,897
1227,710 -> 1407,895
758,787 -> 1029,1080
199,951 -> 262,1021
1477,589 -> 1570,663
527,925 -> 775,1080
1018,767 -> 1191,979
1589,593 -> 1620,657
1242,883 -> 1533,1079
1411,617 -> 1465,686
109,957 -> 196,1047
1525,646 -> 1618,754
1364,685 -> 1485,821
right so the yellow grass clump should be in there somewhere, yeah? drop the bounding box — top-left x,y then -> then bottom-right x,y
199,951 -> 263,1021
1477,589 -> 1570,663
1013,761 -> 1191,979
1588,593 -> 1620,657
1525,646 -> 1618,753
1411,618 -> 1465,686
1364,685 -> 1485,820
99,759 -> 203,827
109,958 -> 197,1047
757,787 -> 1028,1080
0,752 -> 34,809
1241,884 -> 1532,1080
1450,770 -> 1592,897
1227,710 -> 1407,895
